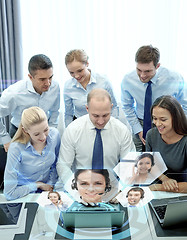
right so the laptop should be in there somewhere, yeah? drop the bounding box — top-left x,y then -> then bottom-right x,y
61,201 -> 125,228
149,196 -> 187,228
0,202 -> 25,229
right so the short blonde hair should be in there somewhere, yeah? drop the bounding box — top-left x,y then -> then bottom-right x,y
65,49 -> 88,65
12,107 -> 47,144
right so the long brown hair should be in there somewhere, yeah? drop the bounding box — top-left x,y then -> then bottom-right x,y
151,95 -> 187,135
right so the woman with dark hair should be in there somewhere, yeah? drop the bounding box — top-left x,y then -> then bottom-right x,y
71,169 -> 111,204
146,95 -> 187,191
128,153 -> 155,184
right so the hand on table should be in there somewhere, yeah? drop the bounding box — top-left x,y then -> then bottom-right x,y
162,177 -> 179,191
79,198 -> 98,207
36,182 -> 53,191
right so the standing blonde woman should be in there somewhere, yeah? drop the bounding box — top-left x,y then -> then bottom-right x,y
4,107 -> 61,200
64,49 -> 119,127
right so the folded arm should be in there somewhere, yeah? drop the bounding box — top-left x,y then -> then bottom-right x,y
149,182 -> 187,193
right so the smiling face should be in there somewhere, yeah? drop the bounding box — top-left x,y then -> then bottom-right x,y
66,60 -> 90,86
76,170 -> 106,203
48,193 -> 59,205
137,157 -> 152,174
28,68 -> 53,95
25,120 -> 49,146
152,106 -> 174,137
136,61 -> 160,83
127,190 -> 142,206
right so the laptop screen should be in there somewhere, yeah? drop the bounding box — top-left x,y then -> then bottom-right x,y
0,203 -> 24,229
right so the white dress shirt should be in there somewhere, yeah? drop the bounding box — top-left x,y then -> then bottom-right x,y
57,114 -> 135,183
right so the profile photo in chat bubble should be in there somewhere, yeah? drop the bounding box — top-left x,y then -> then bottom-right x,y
126,187 -> 145,207
130,153 -> 155,184
114,152 -> 167,186
71,169 -> 111,204
45,191 -> 68,211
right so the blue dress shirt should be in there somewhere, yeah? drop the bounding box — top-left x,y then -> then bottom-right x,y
4,127 -> 61,200
121,66 -> 187,134
63,71 -> 118,127
0,79 -> 60,144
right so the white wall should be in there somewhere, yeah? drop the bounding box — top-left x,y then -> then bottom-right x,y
20,0 -> 187,104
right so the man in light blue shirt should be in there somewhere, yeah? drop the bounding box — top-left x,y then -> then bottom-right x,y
121,45 -> 186,151
0,54 -> 60,152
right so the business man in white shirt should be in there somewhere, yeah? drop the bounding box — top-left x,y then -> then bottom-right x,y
57,88 -> 135,184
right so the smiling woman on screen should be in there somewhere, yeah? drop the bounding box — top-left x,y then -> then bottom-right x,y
71,169 -> 111,204
128,153 -> 155,184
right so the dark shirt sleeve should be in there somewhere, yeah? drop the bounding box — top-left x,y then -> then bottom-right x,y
145,129 -> 152,151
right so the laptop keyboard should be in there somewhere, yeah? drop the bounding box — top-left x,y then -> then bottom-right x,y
154,205 -> 167,220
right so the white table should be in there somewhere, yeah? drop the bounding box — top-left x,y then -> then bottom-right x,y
0,191 -> 187,240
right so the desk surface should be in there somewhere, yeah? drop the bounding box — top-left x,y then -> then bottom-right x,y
0,191 -> 187,240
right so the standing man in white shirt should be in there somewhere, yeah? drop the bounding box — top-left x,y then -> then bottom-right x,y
57,88 -> 135,184
0,54 -> 60,152
121,45 -> 186,151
